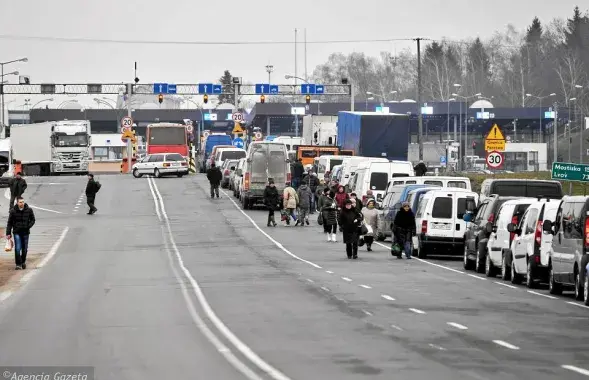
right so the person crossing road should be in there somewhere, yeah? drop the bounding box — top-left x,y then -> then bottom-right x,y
5,197 -> 35,270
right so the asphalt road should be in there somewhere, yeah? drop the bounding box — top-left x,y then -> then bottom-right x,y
0,174 -> 587,379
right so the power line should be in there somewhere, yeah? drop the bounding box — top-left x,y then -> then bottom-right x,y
0,34 -> 418,46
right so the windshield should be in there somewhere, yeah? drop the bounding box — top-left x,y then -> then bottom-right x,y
52,134 -> 89,147
369,172 -> 389,191
250,144 -> 286,183
0,151 -> 9,175
149,127 -> 186,145
221,151 -> 246,161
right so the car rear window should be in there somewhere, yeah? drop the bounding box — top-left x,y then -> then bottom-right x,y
370,172 -> 389,191
448,181 -> 467,189
432,197 -> 452,219
222,151 -> 246,160
424,181 -> 443,187
526,183 -> 563,199
491,181 -> 563,199
166,153 -> 184,161
457,198 -> 469,219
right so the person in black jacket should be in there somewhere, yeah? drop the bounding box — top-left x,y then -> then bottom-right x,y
206,162 -> 223,198
5,197 -> 35,270
338,199 -> 363,259
291,159 -> 305,189
393,201 -> 417,259
85,174 -> 101,215
8,172 -> 27,212
263,178 -> 280,227
414,161 -> 427,176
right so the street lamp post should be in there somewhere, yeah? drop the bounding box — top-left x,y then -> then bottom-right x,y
525,93 -> 556,143
266,65 -> 274,84
452,88 -> 481,169
58,100 -> 79,109
0,57 -> 28,132
31,98 -> 54,109
447,98 -> 455,141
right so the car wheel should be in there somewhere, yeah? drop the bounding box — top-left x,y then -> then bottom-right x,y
475,242 -> 485,274
501,251 -> 512,281
575,270 -> 584,301
463,244 -> 474,270
511,261 -> 523,285
154,168 -> 162,178
132,169 -> 143,178
485,252 -> 497,278
177,173 -> 184,178
242,196 -> 249,210
548,262 -> 562,295
417,239 -> 428,259
526,259 -> 537,289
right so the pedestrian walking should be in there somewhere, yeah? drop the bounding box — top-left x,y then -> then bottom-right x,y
339,199 -> 363,259
291,158 -> 305,189
316,179 -> 327,211
8,172 -> 27,212
283,184 -> 299,226
206,162 -> 222,198
307,172 -> 319,214
350,192 -> 363,212
334,185 -> 348,231
85,173 -> 101,215
263,179 -> 280,227
321,191 -> 338,242
392,201 -> 417,259
363,190 -> 375,206
5,197 -> 35,270
362,199 -> 378,251
296,180 -> 313,226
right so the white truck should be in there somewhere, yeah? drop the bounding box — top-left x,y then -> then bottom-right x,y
11,120 -> 92,176
302,115 -> 338,146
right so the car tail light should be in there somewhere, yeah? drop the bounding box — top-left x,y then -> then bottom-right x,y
421,220 -> 428,234
488,213 -> 495,223
286,172 -> 291,185
224,169 -> 229,175
510,215 -> 518,241
584,218 -> 589,248
163,163 -> 170,167
534,220 -> 542,246
181,162 -> 187,166
244,172 -> 250,191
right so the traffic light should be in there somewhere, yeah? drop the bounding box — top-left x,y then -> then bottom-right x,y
305,95 -> 311,104
260,95 -> 265,104
203,94 -> 208,104
158,94 -> 163,104
472,141 -> 477,149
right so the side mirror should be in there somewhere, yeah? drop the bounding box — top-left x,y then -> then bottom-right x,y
485,222 -> 493,233
463,213 -> 473,223
507,223 -> 519,234
542,220 -> 553,234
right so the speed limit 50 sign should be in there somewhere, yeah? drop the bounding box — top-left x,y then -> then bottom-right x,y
486,151 -> 504,169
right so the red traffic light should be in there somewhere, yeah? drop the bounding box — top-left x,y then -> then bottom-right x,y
203,94 -> 209,104
305,95 -> 311,104
158,94 -> 164,104
260,95 -> 265,104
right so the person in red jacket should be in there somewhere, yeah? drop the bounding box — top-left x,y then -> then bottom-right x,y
334,185 -> 349,232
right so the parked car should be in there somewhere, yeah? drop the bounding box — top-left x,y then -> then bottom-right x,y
221,159 -> 239,188
479,179 -> 563,202
542,196 -> 589,304
132,153 -> 188,178
230,158 -> 245,193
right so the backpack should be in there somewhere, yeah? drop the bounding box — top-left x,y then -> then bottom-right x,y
95,181 -> 102,192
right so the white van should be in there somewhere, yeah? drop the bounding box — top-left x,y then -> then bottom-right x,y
339,157 -> 389,187
273,136 -> 304,151
348,161 -> 414,204
214,147 -> 246,168
386,176 -> 471,194
414,188 -> 479,259
314,155 -> 350,180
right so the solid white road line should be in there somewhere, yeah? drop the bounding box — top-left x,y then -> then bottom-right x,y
325,270 -> 334,274
447,322 -> 468,330
0,291 -> 12,302
306,279 -> 314,283
147,178 -> 162,221
566,301 -> 589,310
36,227 -> 69,268
381,295 -> 396,301
562,365 -> 589,377
467,274 -> 487,281
527,290 -> 558,300
409,308 -> 426,315
428,344 -> 447,351
150,178 -> 291,380
492,340 -> 520,350
320,286 -> 330,292
362,310 -> 373,316
494,281 -> 517,289
374,242 -> 468,275
222,189 -> 322,269
29,205 -> 64,214
359,284 -> 372,289
391,325 -> 403,331
341,277 -> 352,282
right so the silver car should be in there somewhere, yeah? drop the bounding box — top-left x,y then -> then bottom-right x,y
221,159 -> 239,188
132,153 -> 189,178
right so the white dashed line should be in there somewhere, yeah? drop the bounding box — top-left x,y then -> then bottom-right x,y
341,277 -> 352,282
562,365 -> 589,377
494,281 -> 517,289
527,290 -> 558,300
447,322 -> 468,330
362,310 -> 373,316
325,270 -> 334,274
320,286 -> 330,292
493,340 -> 520,350
335,296 -> 348,304
409,308 -> 426,315
428,344 -> 447,351
359,284 -> 372,289
381,295 -> 396,301
306,279 -> 314,283
566,302 -> 589,310
0,291 -> 12,302
467,274 -> 487,280
391,325 -> 403,331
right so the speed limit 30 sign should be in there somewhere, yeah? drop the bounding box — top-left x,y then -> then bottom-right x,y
486,151 -> 504,169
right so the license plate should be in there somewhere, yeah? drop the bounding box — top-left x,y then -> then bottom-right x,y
171,162 -> 179,166
433,223 -> 451,230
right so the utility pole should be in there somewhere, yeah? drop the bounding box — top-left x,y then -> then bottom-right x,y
415,38 -> 424,161
126,83 -> 133,173
553,102 -> 558,165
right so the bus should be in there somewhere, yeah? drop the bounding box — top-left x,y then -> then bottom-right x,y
146,123 -> 189,157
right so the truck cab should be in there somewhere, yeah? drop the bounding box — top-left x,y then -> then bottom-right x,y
51,121 -> 92,174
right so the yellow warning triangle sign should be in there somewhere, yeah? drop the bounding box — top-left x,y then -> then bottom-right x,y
486,124 -> 505,140
232,123 -> 244,134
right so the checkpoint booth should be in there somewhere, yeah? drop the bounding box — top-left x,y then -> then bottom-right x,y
89,133 -> 128,173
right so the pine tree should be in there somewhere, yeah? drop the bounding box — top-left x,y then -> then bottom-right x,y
218,70 -> 234,105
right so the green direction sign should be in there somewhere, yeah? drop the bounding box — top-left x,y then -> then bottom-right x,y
551,162 -> 589,182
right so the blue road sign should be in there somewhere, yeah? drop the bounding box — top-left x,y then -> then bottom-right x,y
212,84 -> 222,94
232,137 -> 244,149
269,85 -> 279,94
255,84 -> 270,94
198,83 -> 213,94
315,85 -> 325,94
300,84 -> 316,94
153,83 -> 168,94
167,84 -> 177,94
440,156 -> 447,165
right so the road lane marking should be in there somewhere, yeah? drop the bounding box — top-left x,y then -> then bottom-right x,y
36,227 -> 69,268
0,291 -> 11,302
306,279 -> 314,283
147,177 -> 162,221
149,178 -> 291,380
494,281 -> 517,289
527,290 -> 558,300
447,322 -> 468,330
29,205 -> 64,214
342,277 -> 352,282
562,365 -> 589,377
325,270 -> 334,274
566,302 -> 589,310
467,274 -> 487,280
359,284 -> 372,289
374,242 -> 468,274
320,286 -> 330,292
409,308 -> 426,314
221,189 -> 322,269
493,340 -> 520,350
362,310 -> 373,316
428,344 -> 446,351
381,295 -> 395,301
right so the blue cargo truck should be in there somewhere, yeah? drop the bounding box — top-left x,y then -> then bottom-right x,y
336,112 -> 410,160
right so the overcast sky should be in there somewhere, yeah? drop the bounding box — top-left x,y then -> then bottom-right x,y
0,0 -> 586,108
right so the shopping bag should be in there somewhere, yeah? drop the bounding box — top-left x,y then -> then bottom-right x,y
358,222 -> 369,236
364,224 -> 373,235
358,236 -> 365,247
317,214 -> 324,225
391,242 -> 402,257
4,238 -> 13,252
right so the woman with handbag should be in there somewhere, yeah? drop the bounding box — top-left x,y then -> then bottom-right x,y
338,199 -> 363,259
362,199 -> 379,251
321,191 -> 338,242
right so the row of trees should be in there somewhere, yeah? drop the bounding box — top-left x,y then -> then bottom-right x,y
310,6 -> 589,118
